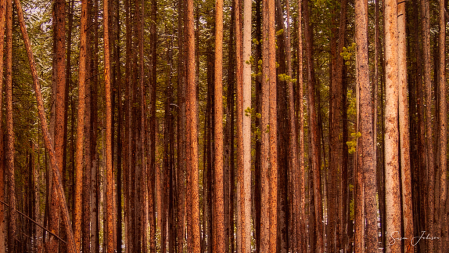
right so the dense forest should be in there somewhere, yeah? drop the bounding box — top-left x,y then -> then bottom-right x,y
0,0 -> 447,251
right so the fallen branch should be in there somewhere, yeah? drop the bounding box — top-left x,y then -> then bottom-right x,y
0,200 -> 67,244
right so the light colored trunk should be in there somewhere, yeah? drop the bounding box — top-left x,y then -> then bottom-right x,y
355,0 -> 378,250
241,0 -> 252,250
268,0 -> 277,250
384,0 -> 401,252
398,2 -> 414,253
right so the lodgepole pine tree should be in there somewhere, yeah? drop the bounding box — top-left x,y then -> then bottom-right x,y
5,0 -> 15,250
437,0 -> 447,250
214,0 -> 225,250
103,0 -> 114,249
384,0 -> 401,251
296,1 -> 306,251
303,0 -> 323,251
355,0 -> 377,250
0,0 -> 6,249
14,0 -> 77,250
260,0 -> 270,249
74,0 -> 88,250
398,2 -> 414,253
241,0 -> 252,249
48,0 -> 66,248
186,0 -> 200,249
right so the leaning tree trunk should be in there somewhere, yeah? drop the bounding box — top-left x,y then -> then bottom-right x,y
14,0 -> 77,251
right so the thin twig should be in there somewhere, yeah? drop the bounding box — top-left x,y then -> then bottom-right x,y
0,200 -> 67,244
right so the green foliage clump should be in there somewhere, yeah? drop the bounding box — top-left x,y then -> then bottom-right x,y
346,132 -> 361,154
341,42 -> 356,65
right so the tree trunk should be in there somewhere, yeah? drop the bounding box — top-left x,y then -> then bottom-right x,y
0,0 -> 7,249
398,2 -> 414,252
384,0 -> 401,251
149,0 -> 157,249
214,0 -> 225,250
176,0 -> 186,250
296,1 -> 306,251
186,0 -> 200,249
355,0 -> 378,250
103,0 -> 114,249
267,0 -> 277,250
421,0 -> 435,250
73,0 -> 90,249
241,0 -> 251,250
303,0 -> 323,251
48,0 -> 67,248
5,0 -> 16,250
14,0 -> 78,250
437,0 -> 447,250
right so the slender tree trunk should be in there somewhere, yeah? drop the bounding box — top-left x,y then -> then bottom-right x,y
260,0 -> 270,249
438,0 -> 447,250
82,31 -> 92,252
421,0 -> 435,250
214,0 -> 225,250
234,0 -> 244,248
14,0 -> 77,250
398,2 -> 414,252
115,0 -> 122,249
355,0 -> 377,250
73,0 -> 89,249
149,0 -> 157,249
186,0 -> 200,248
296,1 -> 306,251
0,0 -> 7,250
267,0 -> 278,250
103,0 -> 114,249
303,0 -> 323,251
138,0 -> 145,249
329,0 -> 347,251
176,0 -> 186,250
241,0 -> 251,250
254,0 -> 262,250
5,0 -> 15,250
384,0 -> 401,251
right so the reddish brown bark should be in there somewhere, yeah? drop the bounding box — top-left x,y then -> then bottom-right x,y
14,0 -> 77,250
5,0 -> 15,250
